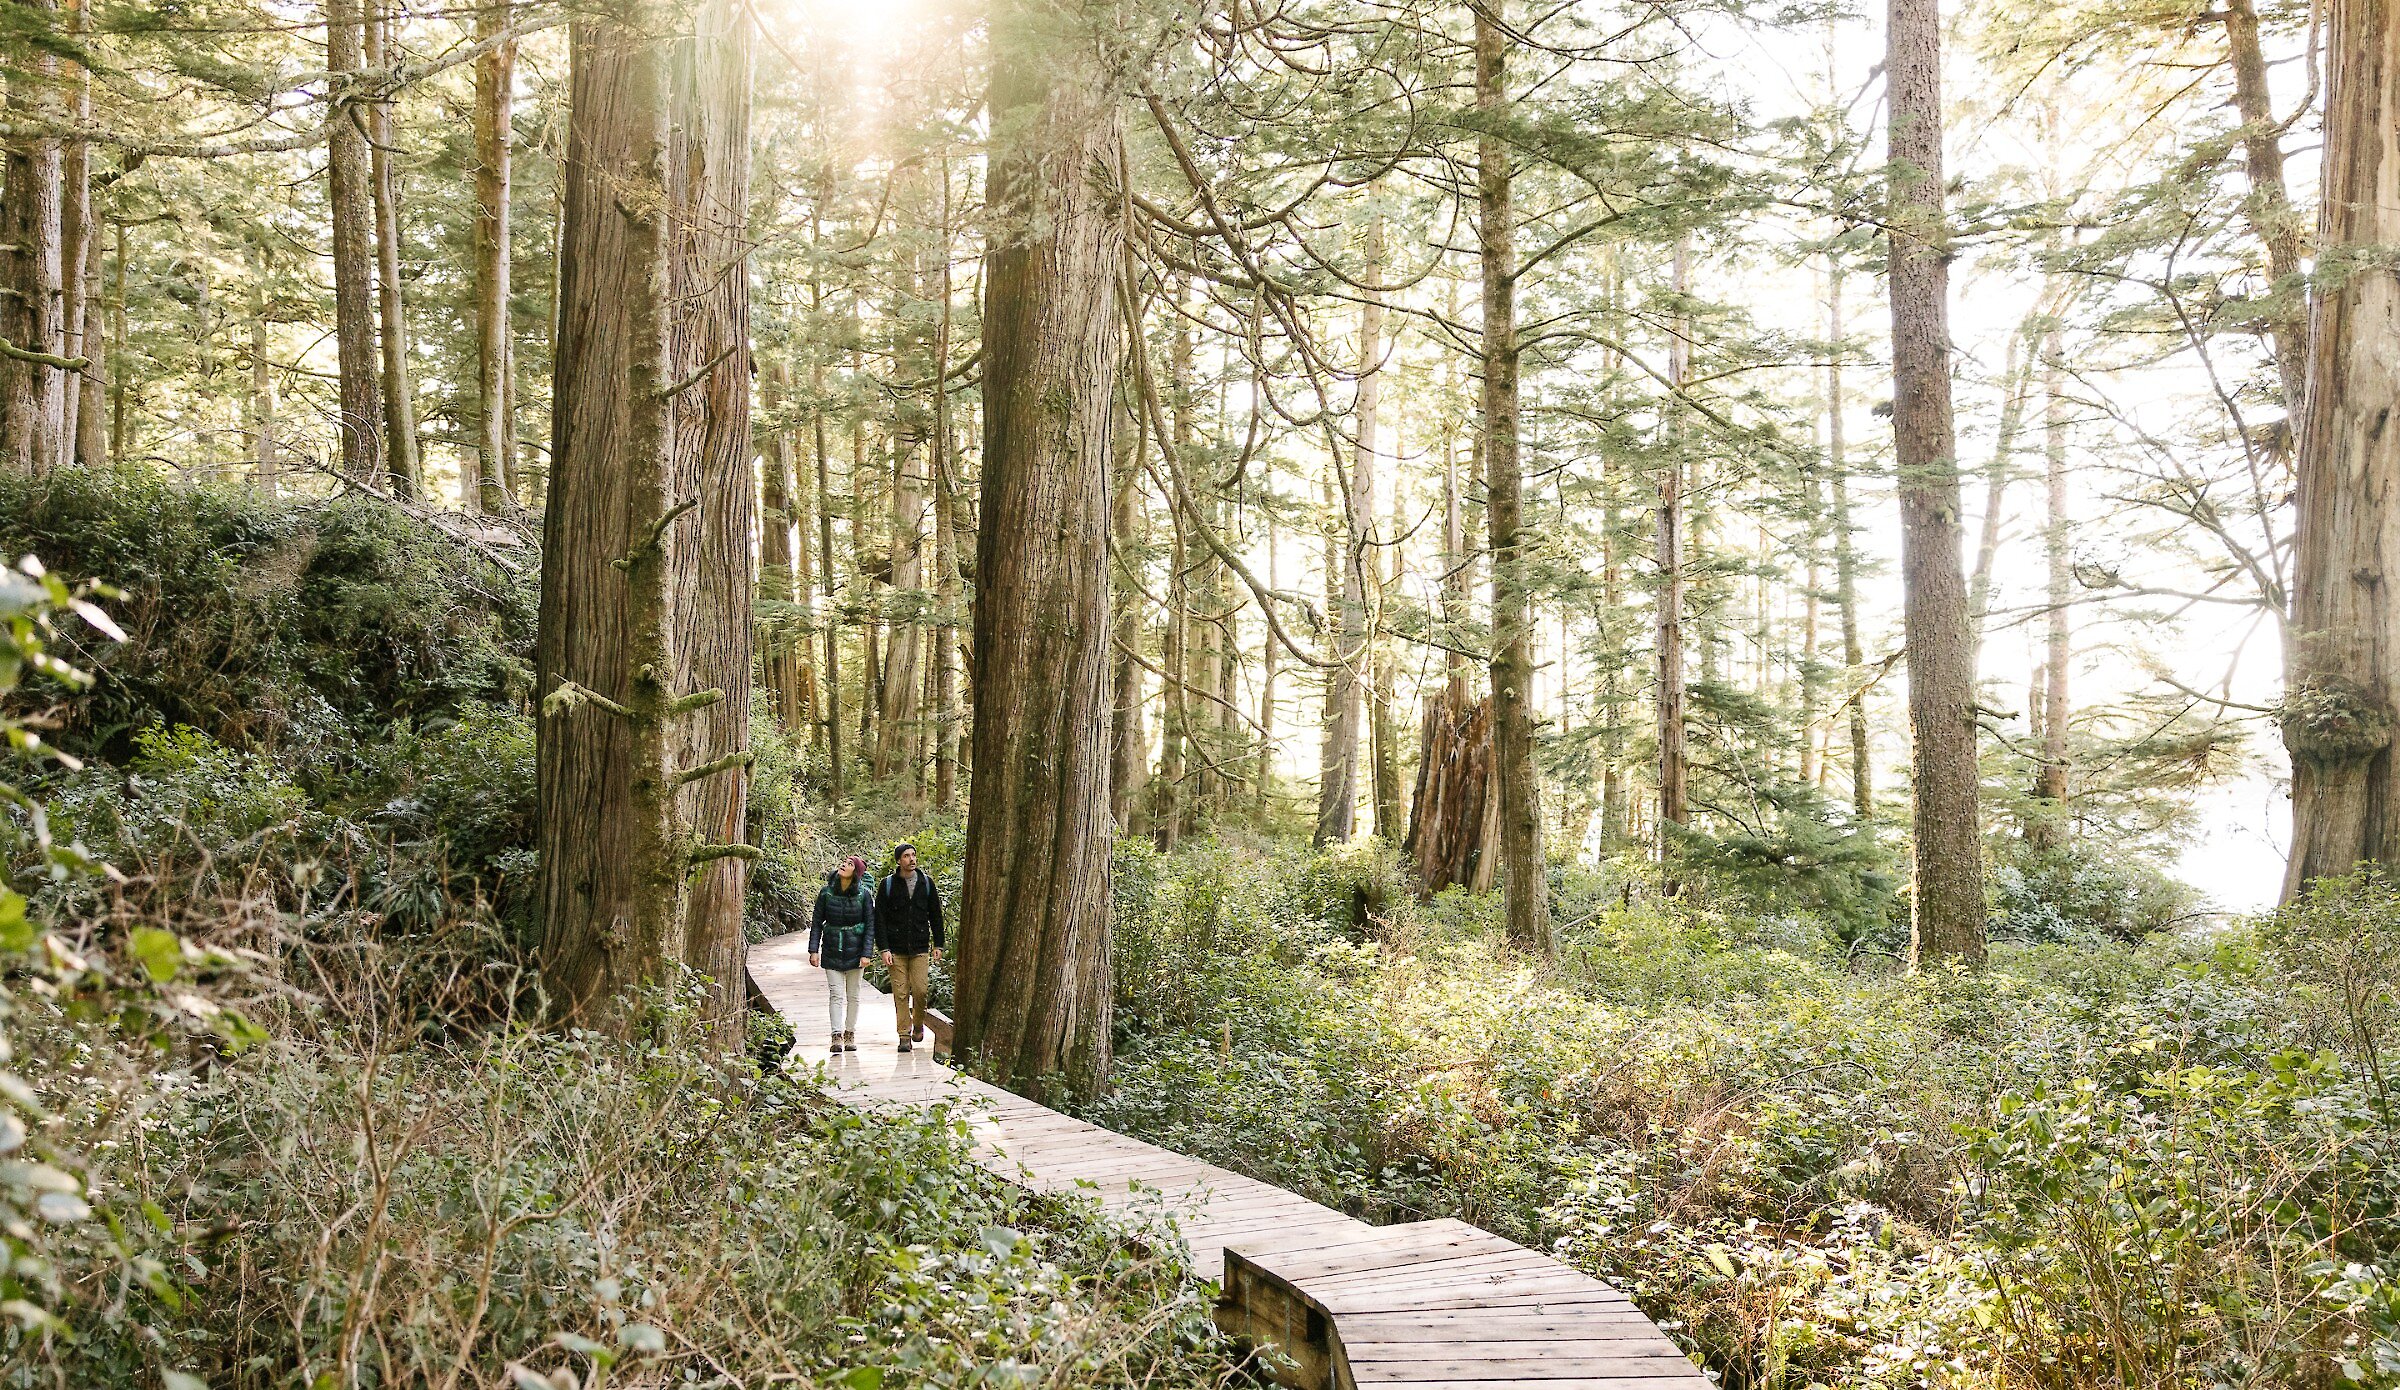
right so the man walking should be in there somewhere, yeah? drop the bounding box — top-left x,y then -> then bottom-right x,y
877,843 -> 945,1052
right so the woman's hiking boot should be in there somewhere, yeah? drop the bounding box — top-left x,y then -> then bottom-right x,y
829,1038 -> 842,1056
897,1038 -> 913,1053
841,1032 -> 856,1052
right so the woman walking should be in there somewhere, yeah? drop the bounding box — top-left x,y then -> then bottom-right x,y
809,855 -> 876,1056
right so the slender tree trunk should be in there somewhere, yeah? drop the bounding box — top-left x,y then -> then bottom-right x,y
1153,516 -> 1188,848
761,360 -> 808,728
1657,241 -> 1690,860
1477,0 -> 1548,951
1357,217 -> 1402,839
1826,264 -> 1871,821
1,0 -> 68,477
106,219 -> 125,461
473,0 -> 517,512
2283,0 -> 2400,898
1109,401 -> 1149,830
955,0 -> 1123,1096
535,0 -> 754,1039
56,0 -> 88,468
324,0 -> 383,480
876,429 -> 925,785
249,250 -> 278,497
2030,331 -> 2072,847
2223,0 -> 2309,426
1257,510 -> 1279,815
363,3 -> 421,496
1316,437 -> 1362,845
817,347 -> 845,793
1967,329 -> 2031,631
1888,0 -> 1985,965
931,193 -> 961,812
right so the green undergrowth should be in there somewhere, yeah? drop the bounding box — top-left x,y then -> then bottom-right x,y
1086,836 -> 2400,1390
8,966 -> 1238,1389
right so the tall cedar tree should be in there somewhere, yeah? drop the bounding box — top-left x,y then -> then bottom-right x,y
1887,0 -> 1984,964
535,0 -> 756,1039
2283,0 -> 2400,897
1476,0 -> 1550,952
953,0 -> 1123,1096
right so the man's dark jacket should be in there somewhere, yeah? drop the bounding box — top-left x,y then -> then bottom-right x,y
876,870 -> 946,955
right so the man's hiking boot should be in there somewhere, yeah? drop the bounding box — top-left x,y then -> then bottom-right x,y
830,1039 -> 843,1056
897,1038 -> 913,1053
912,1027 -> 926,1043
841,1033 -> 856,1052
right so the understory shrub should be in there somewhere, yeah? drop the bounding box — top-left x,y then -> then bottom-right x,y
1088,839 -> 2400,1390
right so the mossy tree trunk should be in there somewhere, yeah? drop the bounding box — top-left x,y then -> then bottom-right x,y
2283,0 -> 2400,898
954,0 -> 1124,1097
536,0 -> 755,1042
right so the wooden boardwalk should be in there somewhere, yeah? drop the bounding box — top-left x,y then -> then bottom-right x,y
749,932 -> 1709,1389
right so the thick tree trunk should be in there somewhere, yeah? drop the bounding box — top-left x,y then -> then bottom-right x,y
324,0 -> 383,480
2030,334 -> 2072,847
1,0 -> 68,477
1404,688 -> 1502,895
472,1 -> 517,512
535,0 -> 754,1040
1657,242 -> 1690,856
363,4 -> 422,496
954,0 -> 1122,1096
2283,0 -> 2400,898
1888,0 -> 1985,966
1477,0 -> 1548,951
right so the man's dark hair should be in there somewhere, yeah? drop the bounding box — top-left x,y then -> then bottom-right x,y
894,843 -> 916,861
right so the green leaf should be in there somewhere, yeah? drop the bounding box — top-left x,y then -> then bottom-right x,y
618,1324 -> 664,1354
162,1371 -> 208,1390
131,927 -> 182,983
979,1225 -> 1024,1258
0,891 -> 31,953
834,1369 -> 885,1390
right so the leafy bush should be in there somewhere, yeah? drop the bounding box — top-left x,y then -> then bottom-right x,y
1087,837 -> 2400,1389
0,469 -> 533,770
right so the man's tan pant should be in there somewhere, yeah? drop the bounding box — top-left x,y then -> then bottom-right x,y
889,952 -> 931,1039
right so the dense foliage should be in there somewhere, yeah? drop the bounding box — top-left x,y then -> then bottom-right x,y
1088,837 -> 2400,1388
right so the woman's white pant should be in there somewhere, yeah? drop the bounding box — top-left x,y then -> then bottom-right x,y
823,967 -> 863,1035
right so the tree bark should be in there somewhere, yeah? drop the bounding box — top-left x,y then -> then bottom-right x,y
1888,0 -> 1985,966
535,0 -> 754,1040
1477,0 -> 1549,951
954,0 -> 1123,1096
1404,688 -> 1501,895
56,0 -> 88,468
250,246 -> 278,497
931,191 -> 962,812
472,0 -> 517,512
363,3 -> 422,497
1828,263 -> 1871,820
1,0 -> 68,477
761,360 -> 811,729
1657,241 -> 1690,858
1109,399 -> 1149,830
2030,330 -> 2071,847
2283,0 -> 2400,898
324,0 -> 383,481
